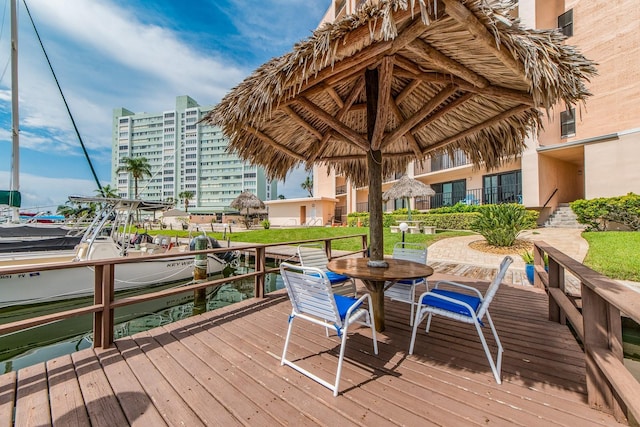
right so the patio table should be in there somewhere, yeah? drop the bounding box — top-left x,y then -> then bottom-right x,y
327,257 -> 434,332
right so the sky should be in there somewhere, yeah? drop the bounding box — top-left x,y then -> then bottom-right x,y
0,0 -> 329,212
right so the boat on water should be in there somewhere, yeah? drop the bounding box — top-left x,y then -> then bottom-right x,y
0,223 -> 85,253
0,196 -> 239,308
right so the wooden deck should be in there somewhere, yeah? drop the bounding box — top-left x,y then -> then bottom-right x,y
0,272 -> 626,426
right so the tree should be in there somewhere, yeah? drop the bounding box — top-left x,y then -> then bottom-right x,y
178,191 -> 195,213
96,184 -> 119,198
116,157 -> 152,198
301,176 -> 313,197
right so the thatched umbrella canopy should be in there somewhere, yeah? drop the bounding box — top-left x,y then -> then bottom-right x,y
204,0 -> 596,265
230,191 -> 266,229
383,175 -> 435,220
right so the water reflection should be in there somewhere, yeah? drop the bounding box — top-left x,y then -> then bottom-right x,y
1,258 -> 284,374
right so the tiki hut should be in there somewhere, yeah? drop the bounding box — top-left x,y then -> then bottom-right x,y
204,0 -> 596,264
383,175 -> 436,219
230,191 -> 266,229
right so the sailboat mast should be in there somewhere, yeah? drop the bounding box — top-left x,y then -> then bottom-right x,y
10,0 -> 20,223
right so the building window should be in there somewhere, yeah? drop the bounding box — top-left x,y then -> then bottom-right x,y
483,170 -> 522,205
560,108 -> 576,138
558,9 -> 573,37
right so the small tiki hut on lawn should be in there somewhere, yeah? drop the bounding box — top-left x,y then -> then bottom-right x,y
204,0 -> 596,266
230,191 -> 266,229
383,175 -> 436,220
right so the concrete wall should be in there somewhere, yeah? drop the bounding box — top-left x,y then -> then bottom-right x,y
585,130 -> 640,198
265,197 -> 338,227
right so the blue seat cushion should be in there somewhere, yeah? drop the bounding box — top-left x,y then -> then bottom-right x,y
325,271 -> 351,284
421,289 -> 481,318
310,271 -> 351,284
333,294 -> 361,320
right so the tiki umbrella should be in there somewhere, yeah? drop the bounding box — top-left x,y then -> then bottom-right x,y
383,175 -> 435,220
230,191 -> 265,229
204,0 -> 595,267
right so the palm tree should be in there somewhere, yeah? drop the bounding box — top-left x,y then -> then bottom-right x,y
301,176 -> 313,197
96,184 -> 119,198
178,190 -> 195,213
116,157 -> 152,198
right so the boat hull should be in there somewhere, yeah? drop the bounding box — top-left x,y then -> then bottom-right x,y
0,254 -> 227,307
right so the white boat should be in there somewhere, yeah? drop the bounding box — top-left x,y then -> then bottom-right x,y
0,196 -> 238,308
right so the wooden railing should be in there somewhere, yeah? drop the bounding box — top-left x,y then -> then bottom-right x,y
0,234 -> 368,349
532,241 -> 640,425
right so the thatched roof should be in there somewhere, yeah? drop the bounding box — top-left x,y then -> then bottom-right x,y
204,0 -> 596,187
230,191 -> 266,211
383,175 -> 435,200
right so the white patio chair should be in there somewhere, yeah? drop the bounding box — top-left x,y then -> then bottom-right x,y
297,243 -> 356,296
279,262 -> 378,396
384,242 -> 429,325
409,256 -> 513,384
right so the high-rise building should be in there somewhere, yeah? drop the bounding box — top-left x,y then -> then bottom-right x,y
314,0 -> 640,225
112,95 -> 276,213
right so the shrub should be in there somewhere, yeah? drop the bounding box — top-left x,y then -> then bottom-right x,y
571,193 -> 640,231
471,204 -> 530,246
261,219 -> 271,229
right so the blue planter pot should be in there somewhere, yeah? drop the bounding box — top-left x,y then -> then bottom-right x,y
525,264 -> 534,284
526,264 -> 548,284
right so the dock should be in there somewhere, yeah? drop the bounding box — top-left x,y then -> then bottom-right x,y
0,272 -> 624,426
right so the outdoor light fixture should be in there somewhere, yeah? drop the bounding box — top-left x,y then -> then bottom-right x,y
399,222 -> 409,243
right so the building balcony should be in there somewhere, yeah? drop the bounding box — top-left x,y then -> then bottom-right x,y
414,149 -> 471,175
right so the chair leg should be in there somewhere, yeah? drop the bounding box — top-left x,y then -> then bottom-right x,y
367,306 -> 379,355
474,312 -> 503,384
425,312 -> 433,332
281,315 -> 296,366
408,308 -> 426,355
333,324 -> 350,396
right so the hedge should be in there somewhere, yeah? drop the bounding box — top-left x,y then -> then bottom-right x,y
347,204 -> 538,231
570,193 -> 640,231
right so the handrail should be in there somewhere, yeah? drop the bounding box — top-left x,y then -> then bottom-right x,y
542,188 -> 558,209
0,233 -> 368,347
532,241 -> 640,424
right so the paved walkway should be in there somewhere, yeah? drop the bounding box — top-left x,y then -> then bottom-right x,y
428,227 -> 588,269
429,227 -> 639,293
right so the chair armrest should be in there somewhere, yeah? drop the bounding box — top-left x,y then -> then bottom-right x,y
416,290 -> 478,316
433,280 -> 483,298
346,293 -> 371,318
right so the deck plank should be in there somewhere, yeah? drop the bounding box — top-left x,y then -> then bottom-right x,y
0,273 -> 627,426
14,363 -> 51,427
114,337 -> 206,426
71,350 -> 129,427
94,347 -> 167,426
46,354 -> 90,426
0,371 -> 15,427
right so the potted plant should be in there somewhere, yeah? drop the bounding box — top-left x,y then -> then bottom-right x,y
521,250 -> 549,284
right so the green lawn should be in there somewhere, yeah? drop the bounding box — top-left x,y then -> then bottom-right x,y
582,231 -> 640,282
140,226 -> 470,255
138,226 -> 639,281
217,227 -> 471,254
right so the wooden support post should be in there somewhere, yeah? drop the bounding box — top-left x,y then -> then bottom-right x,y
92,265 -> 104,348
365,66 -> 386,267
582,284 -> 625,419
255,247 -> 265,298
324,239 -> 332,262
93,263 -> 115,349
193,235 -> 208,315
361,234 -> 368,257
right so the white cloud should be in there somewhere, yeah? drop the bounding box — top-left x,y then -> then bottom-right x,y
0,171 -> 100,211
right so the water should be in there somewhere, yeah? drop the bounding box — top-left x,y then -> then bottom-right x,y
0,260 -> 284,374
